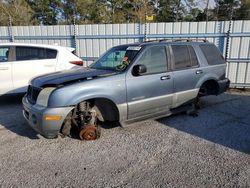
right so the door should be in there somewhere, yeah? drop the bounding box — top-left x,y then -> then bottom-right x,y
12,46 -> 57,93
126,45 -> 173,120
170,45 -> 202,108
0,46 -> 13,95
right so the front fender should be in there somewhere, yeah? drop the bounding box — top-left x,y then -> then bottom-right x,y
47,75 -> 126,108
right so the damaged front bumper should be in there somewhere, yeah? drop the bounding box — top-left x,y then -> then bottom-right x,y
22,95 -> 74,138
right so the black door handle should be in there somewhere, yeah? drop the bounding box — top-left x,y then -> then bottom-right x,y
161,75 -> 171,80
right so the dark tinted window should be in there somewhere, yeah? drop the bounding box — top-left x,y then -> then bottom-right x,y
172,45 -> 190,69
172,45 -> 198,70
0,47 -> 9,62
138,46 -> 167,74
200,44 -> 225,65
189,46 -> 198,66
46,49 -> 57,59
16,47 -> 57,61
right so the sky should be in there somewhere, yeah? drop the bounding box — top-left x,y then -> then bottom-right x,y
196,0 -> 216,9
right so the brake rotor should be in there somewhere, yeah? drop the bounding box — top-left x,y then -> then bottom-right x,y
79,126 -> 98,140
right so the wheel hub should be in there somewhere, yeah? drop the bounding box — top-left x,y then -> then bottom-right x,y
79,126 -> 98,140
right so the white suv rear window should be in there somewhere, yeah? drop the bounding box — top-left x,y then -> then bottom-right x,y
16,46 -> 57,61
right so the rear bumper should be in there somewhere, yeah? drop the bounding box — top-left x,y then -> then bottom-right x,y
218,78 -> 230,94
22,95 -> 74,138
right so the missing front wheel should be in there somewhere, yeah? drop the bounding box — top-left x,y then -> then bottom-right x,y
61,101 -> 101,140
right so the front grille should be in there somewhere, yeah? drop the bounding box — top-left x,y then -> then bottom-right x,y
27,85 -> 41,104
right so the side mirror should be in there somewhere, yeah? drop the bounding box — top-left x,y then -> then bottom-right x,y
132,64 -> 147,76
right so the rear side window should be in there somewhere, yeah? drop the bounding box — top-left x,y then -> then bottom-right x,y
138,46 -> 167,74
200,44 -> 225,65
171,45 -> 198,70
46,49 -> 57,59
16,47 -> 57,61
0,47 -> 9,62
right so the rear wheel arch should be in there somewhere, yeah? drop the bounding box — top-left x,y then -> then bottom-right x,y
199,79 -> 219,96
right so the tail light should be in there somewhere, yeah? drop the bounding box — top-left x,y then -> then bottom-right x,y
69,61 -> 84,66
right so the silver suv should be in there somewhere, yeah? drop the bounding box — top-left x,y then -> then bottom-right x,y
22,39 -> 230,140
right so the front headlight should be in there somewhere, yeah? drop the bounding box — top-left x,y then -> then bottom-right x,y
36,87 -> 56,107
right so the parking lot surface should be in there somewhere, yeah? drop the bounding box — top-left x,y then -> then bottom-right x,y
0,91 -> 249,187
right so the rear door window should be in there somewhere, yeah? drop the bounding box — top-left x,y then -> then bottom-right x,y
200,44 -> 225,65
15,47 -> 57,61
0,47 -> 10,62
171,45 -> 199,70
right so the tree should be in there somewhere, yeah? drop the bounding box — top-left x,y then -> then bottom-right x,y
234,0 -> 250,20
0,0 -> 34,26
61,0 -> 110,24
76,0 -> 109,24
98,0 -> 128,23
214,0 -> 240,20
61,0 -> 76,24
26,0 -> 62,25
156,0 -> 186,22
181,0 -> 209,21
183,8 -> 204,21
126,0 -> 155,23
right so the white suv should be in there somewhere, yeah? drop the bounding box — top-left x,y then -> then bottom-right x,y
0,43 -> 83,95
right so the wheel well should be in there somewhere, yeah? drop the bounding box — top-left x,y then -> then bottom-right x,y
91,98 -> 120,122
199,80 -> 219,96
60,98 -> 120,137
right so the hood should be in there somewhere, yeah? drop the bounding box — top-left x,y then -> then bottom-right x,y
31,68 -> 117,88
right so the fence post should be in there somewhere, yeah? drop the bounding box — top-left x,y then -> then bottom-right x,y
144,23 -> 147,41
217,21 -> 224,54
138,23 -> 143,43
8,15 -> 14,42
144,11 -> 147,41
72,13 -> 77,55
225,8 -> 233,61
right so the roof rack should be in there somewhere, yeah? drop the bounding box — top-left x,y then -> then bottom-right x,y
168,38 -> 209,43
142,39 -> 161,43
142,38 -> 209,43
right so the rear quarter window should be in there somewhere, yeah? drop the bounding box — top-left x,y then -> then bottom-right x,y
46,48 -> 57,59
200,44 -> 225,65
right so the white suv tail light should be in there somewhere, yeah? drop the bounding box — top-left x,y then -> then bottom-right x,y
69,61 -> 84,66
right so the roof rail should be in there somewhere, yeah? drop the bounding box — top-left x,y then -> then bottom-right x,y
142,39 -> 161,43
170,38 -> 209,43
142,38 -> 209,43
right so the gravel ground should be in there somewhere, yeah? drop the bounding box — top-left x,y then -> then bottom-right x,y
0,91 -> 249,187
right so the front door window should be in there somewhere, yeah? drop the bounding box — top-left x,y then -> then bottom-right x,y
0,47 -> 9,63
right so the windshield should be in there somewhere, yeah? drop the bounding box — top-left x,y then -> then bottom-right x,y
89,46 -> 140,71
